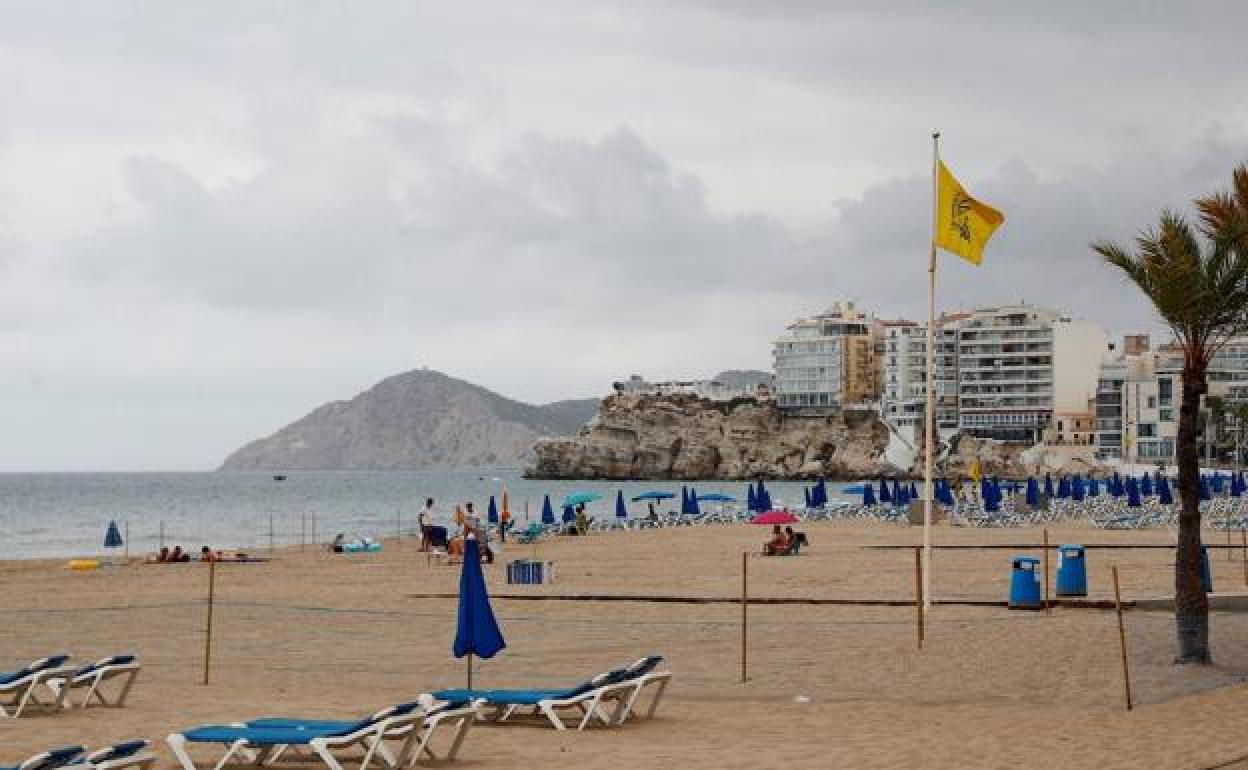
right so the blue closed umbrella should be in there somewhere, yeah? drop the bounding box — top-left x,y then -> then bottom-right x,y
615,490 -> 628,519
1044,473 -> 1055,498
1141,474 -> 1153,497
803,487 -> 812,508
561,506 -> 576,523
104,520 -> 123,549
1126,477 -> 1141,508
984,482 -> 1000,513
759,486 -> 773,512
863,484 -> 877,507
1200,476 -> 1211,501
1159,476 -> 1174,505
746,484 -> 758,512
1088,477 -> 1100,497
487,496 -> 499,525
879,480 -> 892,504
910,482 -> 919,500
1212,474 -> 1225,494
687,491 -> 701,516
1072,475 -> 1085,501
453,537 -> 506,688
541,495 -> 555,525
1234,474 -> 1245,498
1026,477 -> 1039,507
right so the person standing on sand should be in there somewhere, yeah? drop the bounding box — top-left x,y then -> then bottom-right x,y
464,502 -> 481,535
418,498 -> 435,552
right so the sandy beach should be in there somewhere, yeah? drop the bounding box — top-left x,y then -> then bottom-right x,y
7,520 -> 1248,769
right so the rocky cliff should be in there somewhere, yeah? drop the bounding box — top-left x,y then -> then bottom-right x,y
527,392 -> 893,480
220,369 -> 598,471
527,393 -> 1109,480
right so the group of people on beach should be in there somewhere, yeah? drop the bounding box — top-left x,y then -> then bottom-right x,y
762,525 -> 806,556
150,545 -> 223,563
416,497 -> 506,564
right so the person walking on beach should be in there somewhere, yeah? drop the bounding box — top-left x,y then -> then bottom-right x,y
464,502 -> 481,535
418,498 -> 435,552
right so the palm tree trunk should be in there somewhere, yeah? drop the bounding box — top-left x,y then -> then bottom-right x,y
1175,366 -> 1211,663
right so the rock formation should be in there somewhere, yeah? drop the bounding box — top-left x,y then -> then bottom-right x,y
528,392 -> 1109,480
220,369 -> 598,471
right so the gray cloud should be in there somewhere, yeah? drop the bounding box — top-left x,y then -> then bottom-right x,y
0,2 -> 1246,469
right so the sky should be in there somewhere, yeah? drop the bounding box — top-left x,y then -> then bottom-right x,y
2,1 -> 1247,470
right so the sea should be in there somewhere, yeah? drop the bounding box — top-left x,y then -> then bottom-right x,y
0,470 -> 852,560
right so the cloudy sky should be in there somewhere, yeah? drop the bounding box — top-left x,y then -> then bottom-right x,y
2,2 -> 1246,470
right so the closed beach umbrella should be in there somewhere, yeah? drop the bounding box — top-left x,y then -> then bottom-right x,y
453,537 -> 506,688
909,482 -> 919,500
1072,475 -> 1085,502
803,487 -> 812,508
1141,474 -> 1154,497
1126,478 -> 1141,508
687,491 -> 701,516
1088,477 -> 1100,497
759,486 -> 773,512
1200,476 -> 1211,501
813,480 -> 827,507
680,486 -> 689,515
746,484 -> 758,512
879,480 -> 893,504
1056,477 -> 1070,499
104,520 -> 123,549
984,485 -> 1000,513
615,490 -> 628,519
562,505 -> 576,523
1159,476 -> 1174,505
1234,475 -> 1244,498
863,484 -> 877,507
487,495 -> 499,525
1026,477 -> 1040,507
1212,474 -> 1225,494
1044,473 -> 1055,498
891,479 -> 903,504
541,495 -> 555,525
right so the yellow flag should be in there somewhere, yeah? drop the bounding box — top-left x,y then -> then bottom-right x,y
935,161 -> 1004,265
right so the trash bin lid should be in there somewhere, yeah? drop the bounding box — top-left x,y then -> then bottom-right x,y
1013,556 -> 1040,567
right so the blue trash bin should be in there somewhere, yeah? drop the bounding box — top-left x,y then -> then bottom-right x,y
1055,544 -> 1087,597
1009,556 -> 1043,609
1201,545 -> 1213,593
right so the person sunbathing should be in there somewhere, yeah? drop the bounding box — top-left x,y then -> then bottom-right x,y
763,525 -> 789,556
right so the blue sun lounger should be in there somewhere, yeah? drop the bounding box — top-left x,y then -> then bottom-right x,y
433,655 -> 671,731
0,655 -> 76,718
1,747 -> 85,770
3,742 -> 154,770
48,656 -> 140,709
167,698 -> 479,770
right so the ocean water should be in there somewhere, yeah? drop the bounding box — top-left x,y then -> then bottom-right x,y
0,470 -> 849,560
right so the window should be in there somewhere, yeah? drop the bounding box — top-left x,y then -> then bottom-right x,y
1147,396 -> 1156,409
1057,420 -> 1064,431
1137,423 -> 1157,438
1158,378 -> 1172,406
1160,408 -> 1173,422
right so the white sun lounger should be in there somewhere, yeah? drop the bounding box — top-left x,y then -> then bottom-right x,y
47,655 -> 140,709
167,697 -> 479,770
613,656 -> 672,723
1,747 -> 86,770
0,655 -> 76,718
82,741 -> 158,770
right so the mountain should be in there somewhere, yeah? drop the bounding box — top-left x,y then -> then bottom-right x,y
219,369 -> 599,471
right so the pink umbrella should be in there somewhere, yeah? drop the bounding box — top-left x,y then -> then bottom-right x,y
750,511 -> 798,525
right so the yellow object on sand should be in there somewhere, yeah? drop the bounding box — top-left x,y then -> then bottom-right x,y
67,559 -> 100,571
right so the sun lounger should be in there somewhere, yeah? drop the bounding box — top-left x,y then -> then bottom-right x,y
434,656 -> 671,731
167,698 -> 476,770
0,655 -> 76,718
81,742 -> 158,770
47,655 -> 140,709
1,747 -> 85,770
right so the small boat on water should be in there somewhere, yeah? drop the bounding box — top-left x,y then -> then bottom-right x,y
273,475 -> 287,481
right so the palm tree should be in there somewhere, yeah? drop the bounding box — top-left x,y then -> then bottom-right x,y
1094,208 -> 1248,664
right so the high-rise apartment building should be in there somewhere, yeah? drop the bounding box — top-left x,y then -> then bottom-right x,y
772,301 -> 878,411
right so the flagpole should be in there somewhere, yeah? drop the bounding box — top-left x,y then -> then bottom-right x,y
923,131 -> 940,611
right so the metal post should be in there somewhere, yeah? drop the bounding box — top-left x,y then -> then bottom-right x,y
1043,528 -> 1051,614
202,559 -> 217,686
914,545 -> 924,649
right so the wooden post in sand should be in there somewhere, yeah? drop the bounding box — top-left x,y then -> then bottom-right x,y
202,559 -> 217,686
124,521 -> 130,562
1111,565 -> 1132,711
1242,529 -> 1247,586
914,546 -> 924,649
740,551 -> 748,683
1042,528 -> 1051,614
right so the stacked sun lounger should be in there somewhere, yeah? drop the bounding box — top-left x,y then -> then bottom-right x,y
1,654 -> 140,718
3,741 -> 156,770
433,655 -> 671,732
168,696 -> 482,770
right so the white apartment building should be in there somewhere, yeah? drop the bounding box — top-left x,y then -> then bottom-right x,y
773,301 -> 875,411
880,319 -> 960,434
956,305 -> 1106,443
